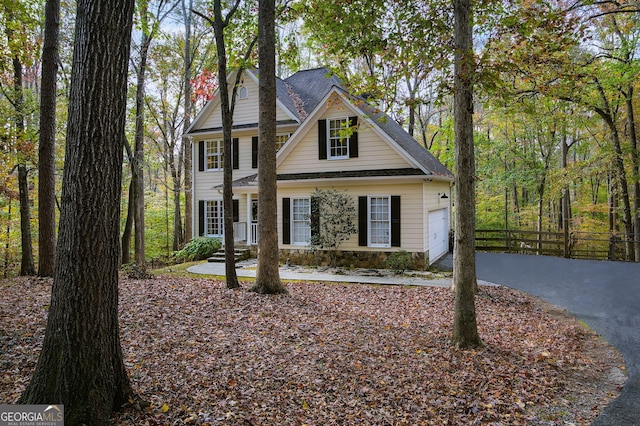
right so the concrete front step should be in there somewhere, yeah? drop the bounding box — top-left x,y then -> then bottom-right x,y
207,248 -> 251,263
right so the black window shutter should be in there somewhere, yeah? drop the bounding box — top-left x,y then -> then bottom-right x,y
391,196 -> 401,247
198,200 -> 205,236
349,116 -> 358,158
198,141 -> 205,171
318,119 -> 327,160
252,136 -> 258,169
282,198 -> 291,244
358,196 -> 367,246
232,199 -> 239,222
233,138 -> 239,169
310,196 -> 320,238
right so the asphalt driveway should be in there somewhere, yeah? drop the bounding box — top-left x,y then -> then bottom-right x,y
475,252 -> 640,425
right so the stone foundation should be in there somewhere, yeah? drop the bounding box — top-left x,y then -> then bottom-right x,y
279,249 -> 428,271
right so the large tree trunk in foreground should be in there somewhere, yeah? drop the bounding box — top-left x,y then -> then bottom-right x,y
451,0 -> 481,349
38,0 -> 60,277
19,0 -> 136,423
251,0 -> 286,294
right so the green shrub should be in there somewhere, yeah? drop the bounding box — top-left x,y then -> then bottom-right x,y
174,237 -> 222,261
386,250 -> 413,274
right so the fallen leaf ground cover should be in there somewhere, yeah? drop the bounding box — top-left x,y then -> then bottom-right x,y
0,276 -> 623,425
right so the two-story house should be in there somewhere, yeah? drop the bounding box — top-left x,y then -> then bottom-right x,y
185,67 -> 454,268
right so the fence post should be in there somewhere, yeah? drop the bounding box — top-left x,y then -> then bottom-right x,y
608,234 -> 618,261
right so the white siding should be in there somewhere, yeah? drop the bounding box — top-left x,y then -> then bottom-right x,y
278,181 -> 426,252
278,95 -> 410,174
196,76 -> 293,130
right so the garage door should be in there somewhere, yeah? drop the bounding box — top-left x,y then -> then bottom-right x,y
429,208 -> 449,264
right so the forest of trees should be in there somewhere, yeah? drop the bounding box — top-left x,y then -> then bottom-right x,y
1,0 -> 639,278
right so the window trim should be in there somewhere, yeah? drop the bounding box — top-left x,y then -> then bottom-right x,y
327,117 -> 350,160
275,133 -> 291,152
205,139 -> 223,171
238,86 -> 248,99
204,199 -> 224,237
368,195 -> 391,248
291,197 -> 311,246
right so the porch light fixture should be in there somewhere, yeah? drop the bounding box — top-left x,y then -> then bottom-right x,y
439,192 -> 449,199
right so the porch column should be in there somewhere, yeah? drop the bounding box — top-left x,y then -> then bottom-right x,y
246,193 -> 252,244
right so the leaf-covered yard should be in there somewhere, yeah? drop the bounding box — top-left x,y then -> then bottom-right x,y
1,276 -> 624,425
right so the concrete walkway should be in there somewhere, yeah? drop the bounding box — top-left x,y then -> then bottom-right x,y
187,260 -> 457,288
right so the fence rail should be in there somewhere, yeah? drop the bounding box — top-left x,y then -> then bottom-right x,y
475,229 -> 639,261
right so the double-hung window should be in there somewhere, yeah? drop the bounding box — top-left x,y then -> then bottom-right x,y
206,140 -> 223,170
291,198 -> 311,245
369,196 -> 390,247
327,118 -> 350,160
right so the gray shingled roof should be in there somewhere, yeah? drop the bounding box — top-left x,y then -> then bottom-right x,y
195,67 -> 453,179
283,68 -> 345,118
282,68 -> 453,178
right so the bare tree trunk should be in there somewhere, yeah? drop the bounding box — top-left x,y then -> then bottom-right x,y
18,164 -> 35,275
201,0 -> 241,288
451,0 -> 480,348
182,0 -> 193,245
252,0 -> 285,294
595,83 -> 633,259
133,29 -> 151,267
9,49 -> 36,276
4,198 -> 12,278
172,161 -> 183,251
625,86 -> 639,262
121,179 -> 134,264
608,172 -> 619,233
38,0 -> 60,277
561,135 -> 571,257
19,0 -> 136,422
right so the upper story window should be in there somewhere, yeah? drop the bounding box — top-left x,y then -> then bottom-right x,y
206,139 -> 223,170
238,86 -> 248,99
318,117 -> 358,160
275,133 -> 290,152
328,118 -> 350,160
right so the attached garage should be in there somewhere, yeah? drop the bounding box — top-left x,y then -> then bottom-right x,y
428,208 -> 449,264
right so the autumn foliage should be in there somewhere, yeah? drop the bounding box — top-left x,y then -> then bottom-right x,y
191,69 -> 218,104
1,276 -> 621,425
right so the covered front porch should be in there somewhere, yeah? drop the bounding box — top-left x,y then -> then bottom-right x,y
232,193 -> 259,246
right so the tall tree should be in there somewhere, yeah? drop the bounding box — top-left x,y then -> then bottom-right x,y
4,3 -> 37,276
195,0 -> 247,289
250,0 -> 285,294
126,0 -> 177,267
451,0 -> 481,348
196,0 -> 258,289
37,0 -> 61,277
181,0 -> 194,247
251,0 -> 286,294
18,0 -> 136,422
146,34 -> 188,252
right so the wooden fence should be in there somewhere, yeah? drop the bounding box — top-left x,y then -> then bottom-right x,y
475,229 -> 639,261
